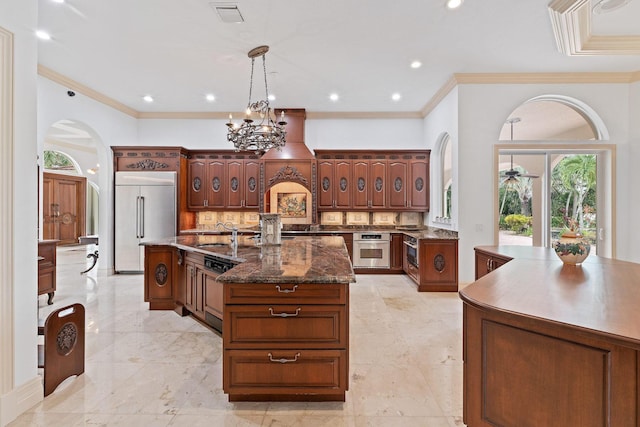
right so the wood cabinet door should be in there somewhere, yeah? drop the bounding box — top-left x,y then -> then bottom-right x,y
207,160 -> 226,209
409,159 -> 429,210
244,160 -> 260,209
352,161 -> 369,209
369,160 -> 387,209
226,160 -> 243,209
204,270 -> 224,319
390,233 -> 403,271
388,161 -> 408,209
144,246 -> 174,303
419,240 -> 457,285
188,160 -> 206,209
184,260 -> 196,311
334,160 -> 351,209
318,160 -> 335,209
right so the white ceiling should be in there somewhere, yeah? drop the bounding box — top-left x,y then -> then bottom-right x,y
37,0 -> 640,114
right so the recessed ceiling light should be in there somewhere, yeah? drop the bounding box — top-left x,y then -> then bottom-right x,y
268,94 -> 276,101
143,95 -> 154,103
205,94 -> 215,102
446,0 -> 463,9
36,30 -> 51,40
51,0 -> 65,3
329,93 -> 339,102
410,61 -> 422,69
592,0 -> 632,14
391,93 -> 402,101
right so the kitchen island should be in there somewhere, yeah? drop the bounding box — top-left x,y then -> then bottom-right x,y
460,246 -> 640,427
142,235 -> 355,402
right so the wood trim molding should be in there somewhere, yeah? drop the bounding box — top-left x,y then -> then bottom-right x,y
453,72 -> 637,84
419,75 -> 459,118
37,65 -> 139,118
0,25 -> 15,401
548,0 -> 640,55
305,111 -> 422,119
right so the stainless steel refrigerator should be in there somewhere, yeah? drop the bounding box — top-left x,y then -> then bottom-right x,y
115,171 -> 176,273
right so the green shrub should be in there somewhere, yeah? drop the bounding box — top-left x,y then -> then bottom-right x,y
504,214 -> 531,232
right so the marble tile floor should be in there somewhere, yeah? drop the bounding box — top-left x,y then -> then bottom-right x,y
11,245 -> 466,426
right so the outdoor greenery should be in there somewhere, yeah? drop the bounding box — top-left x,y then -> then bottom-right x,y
43,150 -> 75,170
499,154 -> 597,244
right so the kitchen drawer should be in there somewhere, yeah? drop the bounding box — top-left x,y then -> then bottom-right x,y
225,283 -> 346,305
224,305 -> 347,348
224,349 -> 347,396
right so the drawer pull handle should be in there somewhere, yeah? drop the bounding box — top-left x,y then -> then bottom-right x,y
268,352 -> 301,364
275,285 -> 298,293
269,307 -> 301,317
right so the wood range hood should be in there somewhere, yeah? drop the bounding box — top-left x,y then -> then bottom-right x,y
260,109 -> 318,223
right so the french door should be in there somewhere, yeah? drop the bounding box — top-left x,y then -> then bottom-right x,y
497,147 -> 613,258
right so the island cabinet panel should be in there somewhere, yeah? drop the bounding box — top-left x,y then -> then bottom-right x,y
144,245 -> 176,310
223,282 -> 349,401
474,248 -> 511,280
463,303 -> 638,427
38,240 -> 58,305
417,239 -> 458,292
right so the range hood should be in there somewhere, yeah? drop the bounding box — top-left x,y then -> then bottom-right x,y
261,109 -> 314,160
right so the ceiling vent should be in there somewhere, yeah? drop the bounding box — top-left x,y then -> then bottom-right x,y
210,3 -> 244,23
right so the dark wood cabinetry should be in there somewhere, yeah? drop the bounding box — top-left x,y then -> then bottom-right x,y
144,245 -> 177,310
183,252 -> 225,328
390,233 -> 404,271
474,247 -> 511,280
315,151 -> 429,212
38,240 -> 58,305
318,160 -> 351,210
187,152 -> 261,211
223,282 -> 349,401
403,238 -> 458,292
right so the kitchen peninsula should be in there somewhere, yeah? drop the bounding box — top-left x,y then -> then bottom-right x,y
460,246 -> 640,426
143,234 -> 355,401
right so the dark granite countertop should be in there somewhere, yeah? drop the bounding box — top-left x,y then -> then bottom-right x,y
142,235 -> 356,285
179,226 -> 458,239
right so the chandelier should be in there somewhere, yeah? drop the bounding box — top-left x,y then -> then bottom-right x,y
226,45 -> 287,153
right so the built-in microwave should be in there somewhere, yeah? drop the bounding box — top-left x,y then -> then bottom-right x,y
403,235 -> 418,267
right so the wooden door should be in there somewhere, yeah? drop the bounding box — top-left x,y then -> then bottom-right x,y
188,160 -> 206,209
317,160 -> 335,209
244,160 -> 260,209
352,161 -> 369,209
207,160 -> 225,208
42,172 -> 86,245
409,159 -> 429,210
370,160 -> 387,209
388,161 -> 408,209
334,160 -> 351,209
226,160 -> 243,209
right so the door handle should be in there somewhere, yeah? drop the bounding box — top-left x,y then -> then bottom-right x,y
139,196 -> 145,238
135,196 -> 141,238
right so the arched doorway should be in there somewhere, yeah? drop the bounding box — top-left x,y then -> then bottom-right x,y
496,96 -> 614,258
41,120 -> 103,245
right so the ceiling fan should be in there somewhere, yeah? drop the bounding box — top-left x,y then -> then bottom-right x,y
500,117 -> 539,185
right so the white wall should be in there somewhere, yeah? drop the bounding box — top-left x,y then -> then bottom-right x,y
0,0 -> 41,424
38,77 -> 139,270
455,83 -> 632,283
628,81 -> 640,260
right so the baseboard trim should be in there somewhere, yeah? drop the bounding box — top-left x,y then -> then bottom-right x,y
0,376 -> 43,427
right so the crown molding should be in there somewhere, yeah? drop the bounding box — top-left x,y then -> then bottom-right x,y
38,66 -> 640,121
419,75 -> 458,118
453,72 -> 637,84
548,0 -> 640,55
37,65 -> 139,118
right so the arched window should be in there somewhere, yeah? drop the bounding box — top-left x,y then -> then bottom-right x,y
434,133 -> 453,224
43,150 -> 81,174
496,96 -> 613,258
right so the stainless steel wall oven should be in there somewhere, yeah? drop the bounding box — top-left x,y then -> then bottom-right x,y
353,232 -> 391,269
404,235 -> 418,268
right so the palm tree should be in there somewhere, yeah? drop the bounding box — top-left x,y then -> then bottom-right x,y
553,155 -> 596,230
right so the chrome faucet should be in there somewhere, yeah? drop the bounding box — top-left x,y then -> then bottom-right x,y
215,222 -> 238,249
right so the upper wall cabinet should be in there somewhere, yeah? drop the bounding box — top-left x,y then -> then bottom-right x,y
187,152 -> 261,211
315,150 -> 430,212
